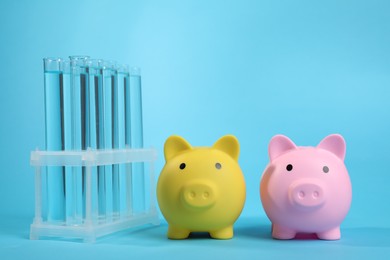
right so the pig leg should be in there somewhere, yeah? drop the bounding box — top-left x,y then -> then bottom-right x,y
167,225 -> 190,239
209,225 -> 233,239
317,227 -> 341,240
272,224 -> 296,239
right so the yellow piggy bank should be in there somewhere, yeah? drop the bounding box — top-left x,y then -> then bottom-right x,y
157,135 -> 246,239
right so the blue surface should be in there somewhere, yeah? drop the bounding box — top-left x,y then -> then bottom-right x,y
0,0 -> 390,258
1,216 -> 390,259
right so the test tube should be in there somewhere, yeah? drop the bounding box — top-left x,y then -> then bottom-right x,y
110,61 -> 121,219
43,58 -> 66,223
61,60 -> 78,225
86,59 -> 101,222
116,64 -> 128,217
90,59 -> 108,220
123,66 -> 133,215
69,55 -> 89,224
100,61 -> 116,220
127,67 -> 145,213
129,67 -> 144,148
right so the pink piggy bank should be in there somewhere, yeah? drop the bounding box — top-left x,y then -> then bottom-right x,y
260,134 -> 352,240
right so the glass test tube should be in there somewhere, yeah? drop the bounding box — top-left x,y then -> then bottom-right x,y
90,59 -> 108,220
61,60 -> 75,224
69,55 -> 89,224
123,66 -> 133,215
86,59 -> 101,222
110,61 -> 121,219
128,67 -> 145,213
100,61 -> 116,220
116,64 -> 129,217
43,58 -> 66,223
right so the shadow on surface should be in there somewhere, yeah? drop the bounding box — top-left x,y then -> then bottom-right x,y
236,218 -> 390,248
234,217 -> 271,240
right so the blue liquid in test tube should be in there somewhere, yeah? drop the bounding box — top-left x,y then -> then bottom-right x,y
69,56 -> 89,224
43,58 -> 66,223
61,60 -> 75,224
116,64 -> 128,216
123,67 -> 133,215
128,67 -> 145,213
110,62 -> 122,219
86,59 -> 101,222
90,60 -> 108,219
100,61 -> 116,219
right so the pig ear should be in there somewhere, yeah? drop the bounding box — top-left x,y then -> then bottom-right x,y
213,135 -> 240,161
317,134 -> 346,161
164,135 -> 192,161
269,135 -> 297,161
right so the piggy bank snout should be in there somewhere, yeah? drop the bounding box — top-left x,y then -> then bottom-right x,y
289,179 -> 326,210
181,181 -> 217,209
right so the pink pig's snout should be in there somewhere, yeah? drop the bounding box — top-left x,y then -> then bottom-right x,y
289,179 -> 326,210
181,181 -> 217,210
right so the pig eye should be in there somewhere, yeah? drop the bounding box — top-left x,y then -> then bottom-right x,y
179,163 -> 186,170
323,166 -> 329,173
286,164 -> 293,171
215,162 -> 222,170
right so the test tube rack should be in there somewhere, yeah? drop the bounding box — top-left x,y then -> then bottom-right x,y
30,148 -> 159,242
30,56 -> 159,242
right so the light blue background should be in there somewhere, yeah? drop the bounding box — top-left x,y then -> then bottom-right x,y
0,0 -> 389,258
